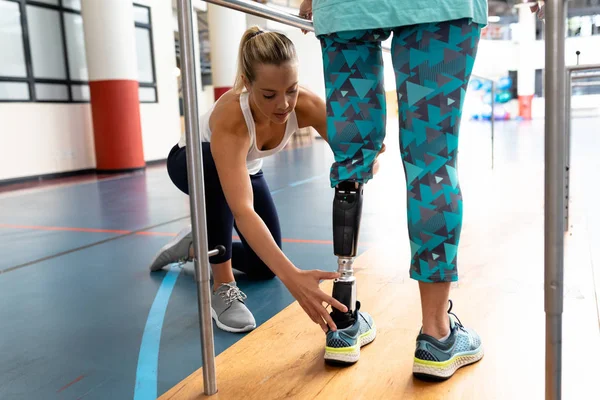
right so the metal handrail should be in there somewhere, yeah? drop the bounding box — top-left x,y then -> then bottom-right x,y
174,0 -> 570,398
567,63 -> 600,73
563,63 -> 600,234
202,0 -> 400,50
572,73 -> 600,81
203,0 -> 313,31
176,0 -> 218,395
571,81 -> 600,88
544,2 -> 566,399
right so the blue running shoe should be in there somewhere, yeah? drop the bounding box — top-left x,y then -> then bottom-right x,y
324,302 -> 376,365
413,300 -> 483,380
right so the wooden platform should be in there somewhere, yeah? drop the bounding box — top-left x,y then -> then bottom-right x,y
160,170 -> 599,400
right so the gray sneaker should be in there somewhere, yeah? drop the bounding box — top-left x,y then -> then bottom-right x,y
211,282 -> 256,333
149,225 -> 193,271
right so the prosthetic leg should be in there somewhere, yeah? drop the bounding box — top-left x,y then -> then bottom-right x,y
330,180 -> 363,329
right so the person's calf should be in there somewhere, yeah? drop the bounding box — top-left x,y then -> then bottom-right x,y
419,281 -> 451,340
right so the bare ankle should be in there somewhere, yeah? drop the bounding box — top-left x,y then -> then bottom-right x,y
422,318 -> 450,340
210,260 -> 235,292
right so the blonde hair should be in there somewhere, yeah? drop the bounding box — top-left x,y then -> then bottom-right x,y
233,26 -> 297,93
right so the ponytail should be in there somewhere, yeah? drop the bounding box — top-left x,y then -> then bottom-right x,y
233,26 -> 297,93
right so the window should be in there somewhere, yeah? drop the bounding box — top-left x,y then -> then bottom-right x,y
26,5 -> 67,80
0,1 -> 30,100
62,0 -> 80,11
134,4 -> 157,103
0,82 -> 30,101
63,12 -> 88,81
0,0 -> 157,103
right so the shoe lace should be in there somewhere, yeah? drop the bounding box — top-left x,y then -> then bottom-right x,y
218,284 -> 247,306
170,260 -> 188,269
177,243 -> 194,264
447,299 -> 466,333
176,256 -> 191,264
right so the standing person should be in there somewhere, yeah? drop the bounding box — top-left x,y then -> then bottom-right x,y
300,0 -> 488,379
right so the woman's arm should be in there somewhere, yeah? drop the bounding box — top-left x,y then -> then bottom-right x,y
296,87 -> 328,141
210,124 -> 289,276
210,115 -> 347,332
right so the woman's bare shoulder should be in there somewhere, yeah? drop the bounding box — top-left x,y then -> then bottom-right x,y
209,91 -> 247,139
294,86 -> 326,128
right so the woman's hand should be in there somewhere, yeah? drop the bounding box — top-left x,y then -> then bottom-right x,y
280,268 -> 348,333
299,0 -> 313,34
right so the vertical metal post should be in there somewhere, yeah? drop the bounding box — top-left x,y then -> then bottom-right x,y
491,81 -> 495,169
176,0 -> 217,395
544,0 -> 566,399
564,71 -> 572,232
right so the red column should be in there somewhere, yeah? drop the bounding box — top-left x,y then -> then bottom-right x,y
81,0 -> 145,171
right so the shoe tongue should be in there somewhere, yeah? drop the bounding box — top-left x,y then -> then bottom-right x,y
215,282 -> 237,293
448,314 -> 457,329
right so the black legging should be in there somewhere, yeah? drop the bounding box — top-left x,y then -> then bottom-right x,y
167,143 -> 281,280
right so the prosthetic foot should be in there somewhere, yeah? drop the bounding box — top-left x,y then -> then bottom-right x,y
324,181 -> 376,365
330,181 -> 363,329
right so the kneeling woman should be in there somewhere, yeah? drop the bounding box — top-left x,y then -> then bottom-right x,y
149,27 -> 352,334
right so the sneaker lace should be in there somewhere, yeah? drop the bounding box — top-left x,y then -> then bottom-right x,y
171,260 -> 188,269
447,299 -> 466,333
219,284 -> 247,306
176,243 -> 193,264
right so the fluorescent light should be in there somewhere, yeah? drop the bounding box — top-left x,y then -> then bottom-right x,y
489,16 -> 501,23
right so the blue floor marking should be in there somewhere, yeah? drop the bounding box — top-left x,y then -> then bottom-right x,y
134,172 -> 326,397
134,266 -> 182,400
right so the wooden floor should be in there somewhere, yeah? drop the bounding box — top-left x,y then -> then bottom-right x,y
160,146 -> 600,399
159,197 -> 600,399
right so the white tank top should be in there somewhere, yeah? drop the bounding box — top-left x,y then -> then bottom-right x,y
178,92 -> 299,175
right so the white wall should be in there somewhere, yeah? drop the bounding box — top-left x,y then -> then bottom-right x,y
137,0 -> 181,161
0,0 -> 180,182
473,35 -> 600,79
282,30 -> 326,99
0,104 -> 96,181
472,40 -> 519,79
